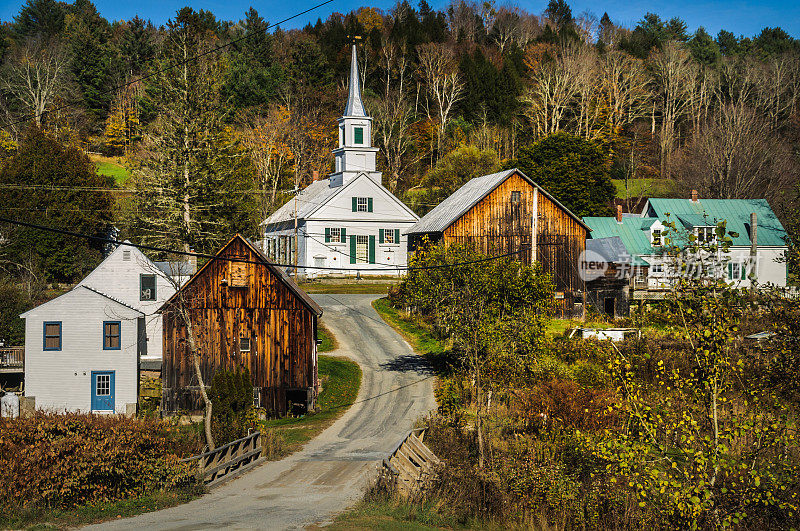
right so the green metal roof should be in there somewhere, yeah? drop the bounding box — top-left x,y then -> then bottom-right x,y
645,198 -> 787,247
582,216 -> 656,264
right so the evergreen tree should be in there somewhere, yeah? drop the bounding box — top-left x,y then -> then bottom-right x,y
689,27 -> 721,65
716,29 -> 741,56
512,132 -> 615,217
11,0 -> 66,40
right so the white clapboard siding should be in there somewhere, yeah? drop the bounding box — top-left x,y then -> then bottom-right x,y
22,286 -> 142,414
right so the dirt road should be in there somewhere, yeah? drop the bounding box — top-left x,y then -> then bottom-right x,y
90,294 -> 436,530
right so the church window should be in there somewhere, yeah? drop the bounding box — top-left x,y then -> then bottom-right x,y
354,197 -> 372,212
354,127 -> 364,145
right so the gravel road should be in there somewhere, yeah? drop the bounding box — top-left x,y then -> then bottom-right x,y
89,293 -> 436,530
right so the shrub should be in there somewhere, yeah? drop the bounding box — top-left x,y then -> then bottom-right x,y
510,380 -> 618,432
208,365 -> 257,445
0,413 -> 197,509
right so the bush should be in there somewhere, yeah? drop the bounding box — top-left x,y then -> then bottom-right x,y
0,413 -> 197,509
208,366 -> 257,445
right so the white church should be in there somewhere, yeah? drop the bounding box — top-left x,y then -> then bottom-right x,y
261,45 -> 419,277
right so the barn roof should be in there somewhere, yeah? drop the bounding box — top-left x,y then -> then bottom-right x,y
161,234 -> 322,316
406,168 -> 590,235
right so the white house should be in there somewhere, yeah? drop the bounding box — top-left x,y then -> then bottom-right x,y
20,243 -> 182,414
583,193 -> 789,294
261,45 -> 419,277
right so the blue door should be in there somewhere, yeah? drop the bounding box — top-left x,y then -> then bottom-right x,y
91,371 -> 115,412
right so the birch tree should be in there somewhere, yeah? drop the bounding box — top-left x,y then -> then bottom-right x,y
417,42 -> 464,157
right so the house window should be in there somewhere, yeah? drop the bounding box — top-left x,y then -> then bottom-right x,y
240,337 -> 251,352
103,321 -> 121,350
354,127 -> 364,145
728,262 -> 746,280
326,227 -> 346,244
697,226 -> 715,243
651,263 -> 663,274
43,321 -> 62,351
356,235 -> 369,263
140,274 -> 156,301
511,191 -> 521,203
652,229 -> 662,246
357,197 -> 368,212
384,229 -> 395,244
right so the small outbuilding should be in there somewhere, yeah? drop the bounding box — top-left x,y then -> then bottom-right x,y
160,234 -> 322,416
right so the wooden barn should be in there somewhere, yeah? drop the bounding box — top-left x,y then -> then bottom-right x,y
406,168 -> 590,316
160,234 -> 322,416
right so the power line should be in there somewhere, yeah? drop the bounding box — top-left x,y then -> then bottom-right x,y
1,0 -> 336,130
0,216 -> 531,272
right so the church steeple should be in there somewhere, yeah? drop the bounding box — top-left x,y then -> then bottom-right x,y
344,45 -> 366,117
329,43 -> 381,188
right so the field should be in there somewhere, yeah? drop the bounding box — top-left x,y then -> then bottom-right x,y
612,178 -> 676,199
89,154 -> 130,184
298,279 -> 398,294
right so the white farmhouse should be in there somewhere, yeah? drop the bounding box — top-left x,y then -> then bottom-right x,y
20,243 -> 182,414
261,45 -> 419,277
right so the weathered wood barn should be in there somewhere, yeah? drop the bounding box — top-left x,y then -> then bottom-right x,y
406,169 -> 590,316
160,234 -> 322,416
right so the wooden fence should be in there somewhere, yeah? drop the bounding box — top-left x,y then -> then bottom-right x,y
0,347 -> 23,371
181,431 -> 262,485
381,427 -> 441,497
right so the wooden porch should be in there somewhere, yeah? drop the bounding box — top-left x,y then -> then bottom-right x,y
0,347 -> 23,374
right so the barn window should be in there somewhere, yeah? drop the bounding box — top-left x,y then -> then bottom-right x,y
103,321 -> 121,350
140,274 -> 156,301
43,321 -> 62,351
511,191 -> 521,203
229,259 -> 248,288
240,337 -> 251,352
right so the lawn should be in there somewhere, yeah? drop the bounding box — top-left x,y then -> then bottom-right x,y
89,154 -> 130,185
298,280 -> 398,294
259,354 -> 361,458
371,297 -> 446,357
317,321 -> 338,352
612,178 -> 676,199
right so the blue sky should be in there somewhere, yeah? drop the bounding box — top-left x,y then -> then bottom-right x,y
1,0 -> 798,38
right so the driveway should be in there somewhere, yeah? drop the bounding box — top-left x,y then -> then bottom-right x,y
90,294 -> 436,530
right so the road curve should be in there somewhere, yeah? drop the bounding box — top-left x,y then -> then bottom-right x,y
90,294 -> 436,530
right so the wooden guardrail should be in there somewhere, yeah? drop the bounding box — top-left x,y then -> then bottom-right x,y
381,427 -> 441,497
181,431 -> 262,485
0,347 -> 23,371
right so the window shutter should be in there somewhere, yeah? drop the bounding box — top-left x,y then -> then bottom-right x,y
350,235 -> 356,264
325,227 -> 330,243
379,228 -> 384,243
340,228 -> 346,242
368,197 -> 373,212
369,235 -> 376,263
395,229 -> 400,244
741,263 -> 747,280
352,197 -> 357,212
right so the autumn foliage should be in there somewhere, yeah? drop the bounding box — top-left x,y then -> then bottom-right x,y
0,413 -> 198,509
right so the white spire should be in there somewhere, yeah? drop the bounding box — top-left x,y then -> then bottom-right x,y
343,44 -> 366,117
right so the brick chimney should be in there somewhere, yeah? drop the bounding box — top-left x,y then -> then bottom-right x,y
312,170 -> 320,181
616,204 -> 623,223
691,189 -> 698,202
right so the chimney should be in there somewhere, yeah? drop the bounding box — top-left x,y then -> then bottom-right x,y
750,212 -> 758,256
312,170 -> 320,181
691,189 -> 698,202
616,204 -> 623,223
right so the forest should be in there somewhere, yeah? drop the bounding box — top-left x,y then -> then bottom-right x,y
0,0 -> 798,308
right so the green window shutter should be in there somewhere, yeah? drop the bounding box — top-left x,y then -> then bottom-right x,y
340,228 -> 346,242
354,127 -> 363,144
379,228 -> 384,243
368,197 -> 373,212
369,235 -> 376,264
395,229 -> 400,244
741,262 -> 747,280
350,236 -> 356,264
727,263 -> 732,279
325,227 -> 330,243
352,197 -> 357,212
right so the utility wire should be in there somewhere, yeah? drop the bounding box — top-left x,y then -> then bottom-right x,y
0,0 -> 336,130
0,216 -> 531,272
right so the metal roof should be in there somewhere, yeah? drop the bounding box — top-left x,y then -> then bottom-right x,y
344,44 -> 366,117
585,236 -> 646,266
154,260 -> 195,277
645,198 -> 787,247
262,179 -> 342,226
406,168 -> 590,235
583,216 -> 661,259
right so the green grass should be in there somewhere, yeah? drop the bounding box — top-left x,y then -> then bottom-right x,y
372,298 -> 446,357
317,321 -> 338,352
96,160 -> 130,184
612,178 -> 676,199
298,281 -> 397,294
0,486 -> 203,530
259,354 -> 361,456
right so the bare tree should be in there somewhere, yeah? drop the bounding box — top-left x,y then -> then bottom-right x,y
523,46 -> 578,137
417,43 -> 464,157
598,50 -> 651,141
0,36 -> 71,129
372,93 -> 416,193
